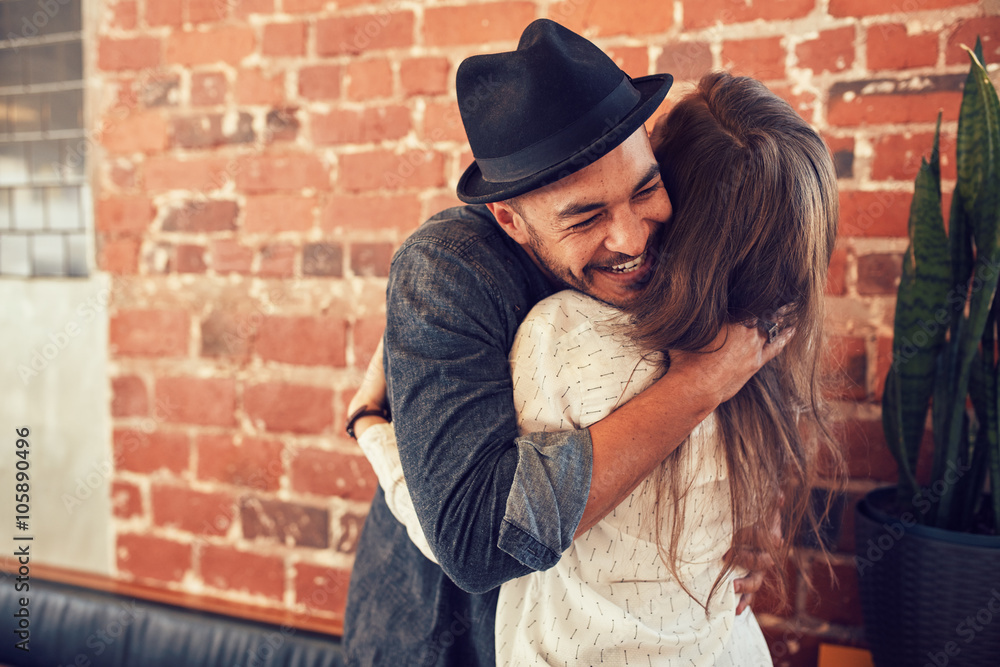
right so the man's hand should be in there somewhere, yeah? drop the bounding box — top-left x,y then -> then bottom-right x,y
346,338 -> 390,439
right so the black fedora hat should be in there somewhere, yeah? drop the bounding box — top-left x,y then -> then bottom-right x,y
455,19 -> 672,204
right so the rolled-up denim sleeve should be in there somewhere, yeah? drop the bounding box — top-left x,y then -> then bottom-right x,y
386,229 -> 591,593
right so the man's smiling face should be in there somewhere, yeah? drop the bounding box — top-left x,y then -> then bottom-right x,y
488,128 -> 672,308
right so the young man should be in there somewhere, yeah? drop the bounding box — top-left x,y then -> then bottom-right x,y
343,20 -> 788,666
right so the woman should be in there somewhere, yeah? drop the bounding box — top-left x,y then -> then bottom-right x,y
356,71 -> 841,665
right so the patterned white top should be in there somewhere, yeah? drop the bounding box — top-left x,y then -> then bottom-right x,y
358,290 -> 772,666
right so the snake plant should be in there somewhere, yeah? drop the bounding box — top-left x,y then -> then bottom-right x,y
882,38 -> 1000,534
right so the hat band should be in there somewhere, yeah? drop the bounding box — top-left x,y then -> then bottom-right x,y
475,76 -> 641,184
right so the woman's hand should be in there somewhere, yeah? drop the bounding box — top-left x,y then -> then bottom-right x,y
346,338 -> 390,439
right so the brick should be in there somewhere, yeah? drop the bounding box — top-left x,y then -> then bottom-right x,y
352,316 -> 385,368
350,242 -> 393,278
210,239 -> 253,274
191,71 -> 227,106
167,26 -> 255,66
825,135 -> 855,180
146,0 -> 182,26
303,242 -> 344,276
796,26 -> 854,74
265,108 -> 299,141
101,111 -> 169,153
422,100 -> 467,143
152,484 -> 235,535
117,534 -> 191,583
722,36 -> 786,81
424,3 -> 533,46
144,156 -> 230,191
111,310 -> 189,357
827,75 -> 964,127
231,0 -> 274,18
200,309 -> 253,359
98,37 -> 162,71
607,47 -> 649,78
838,190 -> 911,238
245,382 -> 334,433
155,376 -> 236,426
200,545 -> 284,600
171,112 -> 255,148
340,149 -> 446,192
244,195 -> 314,232
871,132 -> 958,183
857,253 -> 902,295
111,481 -> 143,519
826,246 -> 848,296
549,0 -> 671,38
316,11 -> 415,56
109,1 -> 137,30
98,236 -> 141,274
768,84 -> 817,122
805,559 -> 863,626
346,58 -> 394,100
322,194 -> 421,232
832,419 -> 898,482
284,0 -> 325,12
113,428 -> 190,475
873,335 -> 893,402
750,560 -> 798,618
97,196 -> 155,233
241,497 -> 329,548
107,158 -> 137,190
263,21 -> 307,56
290,449 -> 378,501
298,65 -> 342,101
946,17 -> 1000,65
400,57 -> 450,97
656,41 -> 712,82
236,153 -> 328,193
188,0 -> 228,22
830,0 -> 977,18
162,200 -> 238,232
867,24 -> 938,71
112,375 -> 148,417
236,68 -> 285,105
176,244 -> 207,273
137,73 -> 180,108
682,0 -> 813,29
255,317 -> 346,367
196,433 -> 283,491
827,335 -> 867,400
294,564 -> 351,614
312,106 -> 411,145
258,242 -> 296,277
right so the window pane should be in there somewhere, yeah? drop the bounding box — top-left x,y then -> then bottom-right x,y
12,186 -> 44,230
0,47 -> 24,88
46,186 -> 80,230
57,138 -> 85,182
9,93 -> 42,134
0,95 -> 8,136
66,231 -> 86,276
3,0 -> 82,38
0,233 -> 30,276
28,140 -> 61,184
0,143 -> 28,185
26,42 -> 82,86
0,189 -> 10,229
48,89 -> 83,131
32,233 -> 64,276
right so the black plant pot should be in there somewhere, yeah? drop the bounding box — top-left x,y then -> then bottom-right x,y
854,487 -> 1000,667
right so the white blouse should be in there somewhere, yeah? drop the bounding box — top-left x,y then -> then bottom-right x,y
358,290 -> 772,666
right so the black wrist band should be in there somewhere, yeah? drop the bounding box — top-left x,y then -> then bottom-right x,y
346,405 -> 390,439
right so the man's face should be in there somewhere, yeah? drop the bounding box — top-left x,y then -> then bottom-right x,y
490,128 -> 672,308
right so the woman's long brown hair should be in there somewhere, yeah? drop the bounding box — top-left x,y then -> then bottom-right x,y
623,71 -> 844,610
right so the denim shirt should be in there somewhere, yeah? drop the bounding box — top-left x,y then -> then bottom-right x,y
344,205 -> 594,666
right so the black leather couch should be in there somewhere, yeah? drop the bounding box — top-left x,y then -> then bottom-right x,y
0,568 -> 344,667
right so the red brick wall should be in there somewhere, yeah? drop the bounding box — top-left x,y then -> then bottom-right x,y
92,0 -> 1000,659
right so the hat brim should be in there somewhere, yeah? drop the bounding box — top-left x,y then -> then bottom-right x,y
456,74 -> 673,205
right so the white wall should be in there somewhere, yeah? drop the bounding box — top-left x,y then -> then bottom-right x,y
0,274 -> 111,574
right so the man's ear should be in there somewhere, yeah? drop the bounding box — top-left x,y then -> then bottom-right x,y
486,201 -> 531,245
